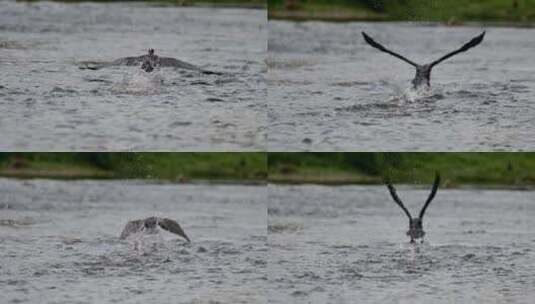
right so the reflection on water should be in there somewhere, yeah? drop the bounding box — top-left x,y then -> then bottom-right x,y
0,178 -> 267,303
268,184 -> 535,304
268,21 -> 535,151
0,1 -> 266,151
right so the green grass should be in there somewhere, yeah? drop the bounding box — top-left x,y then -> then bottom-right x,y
269,1 -> 387,21
269,153 -> 535,186
269,0 -> 535,23
0,153 -> 267,181
4,153 -> 535,186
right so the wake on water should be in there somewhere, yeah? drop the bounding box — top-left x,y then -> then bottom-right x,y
388,84 -> 444,103
112,70 -> 164,95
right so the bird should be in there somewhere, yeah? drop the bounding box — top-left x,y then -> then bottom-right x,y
362,31 -> 485,89
385,172 -> 440,243
120,216 -> 191,243
80,48 -> 221,74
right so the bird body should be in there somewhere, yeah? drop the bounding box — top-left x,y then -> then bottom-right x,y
362,31 -> 485,89
120,216 -> 190,243
386,173 -> 440,243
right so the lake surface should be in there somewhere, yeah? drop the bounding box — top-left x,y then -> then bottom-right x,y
0,178 -> 266,303
268,22 -> 535,151
0,1 -> 266,151
268,184 -> 535,304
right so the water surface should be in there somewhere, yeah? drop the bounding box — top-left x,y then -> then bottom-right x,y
268,184 -> 535,303
0,178 -> 266,303
268,22 -> 535,151
0,1 -> 266,150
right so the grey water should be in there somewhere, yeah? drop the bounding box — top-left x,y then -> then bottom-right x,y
0,1 -> 266,151
0,178 -> 266,304
268,21 -> 535,151
268,184 -> 535,304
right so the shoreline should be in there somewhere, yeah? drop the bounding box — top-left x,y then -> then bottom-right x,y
0,172 -> 266,185
268,169 -> 535,188
0,166 -> 113,180
20,0 -> 266,9
268,178 -> 535,190
269,14 -> 535,28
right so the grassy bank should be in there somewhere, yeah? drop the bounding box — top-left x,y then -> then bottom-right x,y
268,0 -> 535,23
23,0 -> 266,9
269,153 -> 535,186
5,153 -> 535,186
0,153 -> 266,182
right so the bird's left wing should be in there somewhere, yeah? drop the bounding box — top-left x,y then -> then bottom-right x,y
158,218 -> 191,242
429,31 -> 485,68
418,172 -> 441,219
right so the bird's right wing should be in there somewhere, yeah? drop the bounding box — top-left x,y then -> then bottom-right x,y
385,180 -> 413,220
119,219 -> 143,239
362,32 -> 418,67
158,218 -> 191,243
78,55 -> 145,70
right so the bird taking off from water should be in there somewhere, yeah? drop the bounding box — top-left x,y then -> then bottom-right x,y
80,48 -> 221,75
385,172 -> 440,243
120,216 -> 191,243
362,31 -> 485,89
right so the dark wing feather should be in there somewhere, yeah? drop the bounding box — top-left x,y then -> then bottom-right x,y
158,57 -> 202,70
362,32 -> 418,67
158,218 -> 191,242
430,31 -> 485,68
111,55 -> 147,66
385,180 -> 412,220
158,57 -> 223,75
418,172 -> 441,219
79,55 -> 145,70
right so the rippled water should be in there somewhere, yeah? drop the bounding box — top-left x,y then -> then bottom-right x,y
0,178 -> 266,303
268,22 -> 535,151
268,184 -> 535,303
0,1 -> 266,150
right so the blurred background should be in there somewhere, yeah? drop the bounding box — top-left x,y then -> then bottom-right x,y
269,152 -> 535,186
0,153 -> 266,181
268,0 -> 535,23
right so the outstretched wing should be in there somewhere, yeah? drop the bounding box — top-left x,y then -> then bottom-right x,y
120,219 -> 143,239
418,172 -> 441,219
158,218 -> 191,242
158,57 -> 222,75
362,32 -> 418,67
78,55 -> 145,70
158,57 -> 202,70
111,55 -> 146,66
385,179 -> 412,220
430,31 -> 485,68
